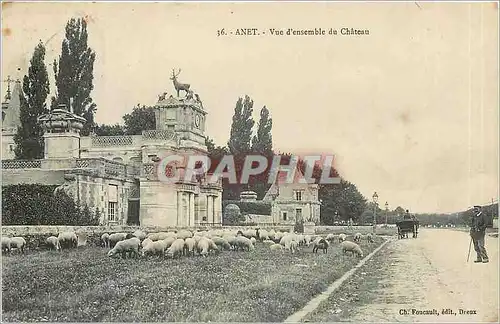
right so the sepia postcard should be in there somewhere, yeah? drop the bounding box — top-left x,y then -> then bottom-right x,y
1,1 -> 498,323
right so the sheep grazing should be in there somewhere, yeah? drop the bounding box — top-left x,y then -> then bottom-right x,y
250,237 -> 257,244
57,231 -> 77,250
108,237 -> 141,259
141,238 -> 153,249
142,240 -> 166,257
10,237 -> 27,254
340,241 -> 364,258
259,229 -> 270,241
162,236 -> 176,250
234,236 -> 255,252
326,233 -> 335,242
289,240 -> 299,254
176,230 -> 193,240
125,233 -> 135,239
338,233 -> 347,243
312,238 -> 329,254
304,235 -> 312,246
133,230 -> 147,241
166,238 -> 185,259
211,237 -> 231,251
183,237 -> 196,256
207,239 -> 220,255
2,237 -> 11,254
109,233 -> 127,248
270,243 -> 283,251
46,236 -> 60,251
353,233 -> 362,243
366,233 -> 374,243
101,233 -> 110,248
196,237 -> 211,256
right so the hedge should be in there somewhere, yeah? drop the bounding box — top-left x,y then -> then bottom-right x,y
222,200 -> 272,216
2,184 -> 100,226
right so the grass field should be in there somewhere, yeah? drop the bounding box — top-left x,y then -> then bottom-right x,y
2,236 -> 384,322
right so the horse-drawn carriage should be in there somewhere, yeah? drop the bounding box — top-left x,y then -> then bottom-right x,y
396,219 -> 419,239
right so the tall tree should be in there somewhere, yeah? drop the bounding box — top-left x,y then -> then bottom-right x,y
94,123 -> 126,136
52,17 -> 96,135
251,105 -> 273,155
123,105 -> 156,135
14,42 -> 50,160
228,95 -> 255,155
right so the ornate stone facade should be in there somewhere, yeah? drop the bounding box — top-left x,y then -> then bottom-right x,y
1,76 -> 223,227
263,171 -> 321,225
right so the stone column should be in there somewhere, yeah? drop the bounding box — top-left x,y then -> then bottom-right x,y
177,191 -> 182,226
214,195 -> 221,224
189,193 -> 195,227
212,196 -> 216,224
207,196 -> 212,225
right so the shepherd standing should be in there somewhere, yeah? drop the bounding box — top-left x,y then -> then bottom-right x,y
470,205 -> 489,263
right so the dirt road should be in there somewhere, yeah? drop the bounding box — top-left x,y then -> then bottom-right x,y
344,229 -> 498,322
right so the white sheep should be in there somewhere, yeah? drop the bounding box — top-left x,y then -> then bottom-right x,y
235,236 -> 255,252
147,232 -> 161,241
46,236 -> 60,251
142,240 -> 166,257
366,233 -> 374,243
312,238 -> 329,254
289,240 -> 299,253
326,233 -> 336,242
340,241 -> 364,258
212,237 -> 231,251
250,237 -> 257,244
141,238 -> 153,248
176,230 -> 193,240
101,233 -> 110,248
108,237 -> 141,259
259,229 -> 270,241
57,231 -> 77,250
304,235 -> 312,246
162,236 -> 176,249
165,238 -> 185,258
2,237 -> 11,254
270,243 -> 284,251
196,237 -> 211,256
109,233 -> 127,248
10,237 -> 27,254
183,237 -> 196,256
353,232 -> 362,243
157,232 -> 176,240
338,233 -> 347,243
133,230 -> 147,241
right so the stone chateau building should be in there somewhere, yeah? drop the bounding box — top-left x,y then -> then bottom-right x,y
1,76 -> 223,227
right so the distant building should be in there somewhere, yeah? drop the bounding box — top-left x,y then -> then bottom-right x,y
263,170 -> 321,225
1,77 -> 222,227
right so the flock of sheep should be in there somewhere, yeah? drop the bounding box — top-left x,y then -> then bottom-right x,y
1,228 -> 375,260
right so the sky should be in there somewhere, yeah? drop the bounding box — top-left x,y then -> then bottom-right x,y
1,2 -> 498,214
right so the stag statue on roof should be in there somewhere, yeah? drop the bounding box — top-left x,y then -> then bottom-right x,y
170,69 -> 191,97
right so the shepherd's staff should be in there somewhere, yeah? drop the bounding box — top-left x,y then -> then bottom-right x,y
466,236 -> 473,262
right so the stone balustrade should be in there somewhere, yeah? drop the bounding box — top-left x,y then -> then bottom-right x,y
2,159 -> 42,169
2,157 -> 139,179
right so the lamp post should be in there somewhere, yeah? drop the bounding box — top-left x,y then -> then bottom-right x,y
385,201 -> 389,226
372,192 -> 379,233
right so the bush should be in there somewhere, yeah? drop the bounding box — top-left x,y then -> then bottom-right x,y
2,184 -> 100,226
